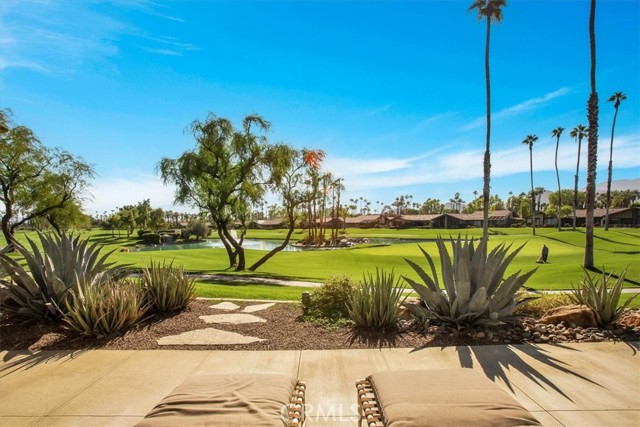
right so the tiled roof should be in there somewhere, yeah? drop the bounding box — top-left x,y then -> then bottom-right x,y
396,214 -> 444,221
344,215 -> 384,224
573,207 -> 635,219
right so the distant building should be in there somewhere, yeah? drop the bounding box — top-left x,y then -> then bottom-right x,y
251,218 -> 285,229
344,215 -> 386,228
571,207 -> 640,227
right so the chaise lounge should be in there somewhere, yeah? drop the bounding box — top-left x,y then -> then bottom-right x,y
136,373 -> 306,427
356,369 -> 541,427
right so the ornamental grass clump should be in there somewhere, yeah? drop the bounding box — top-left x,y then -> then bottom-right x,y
141,260 -> 196,312
0,232 -> 120,321
348,269 -> 407,329
570,267 -> 636,326
403,236 -> 537,327
62,278 -> 147,337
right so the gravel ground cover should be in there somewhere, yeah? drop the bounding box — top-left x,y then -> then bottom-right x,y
1,301 -> 638,352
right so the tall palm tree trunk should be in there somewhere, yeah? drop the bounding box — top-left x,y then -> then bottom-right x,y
573,138 -> 581,231
555,136 -> 562,231
482,15 -> 492,242
584,0 -> 599,269
529,146 -> 536,236
604,104 -> 619,231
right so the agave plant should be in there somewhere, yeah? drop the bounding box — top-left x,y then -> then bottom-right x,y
348,268 -> 408,329
140,260 -> 196,312
570,267 -> 636,326
403,236 -> 537,327
63,278 -> 147,336
0,232 -> 120,321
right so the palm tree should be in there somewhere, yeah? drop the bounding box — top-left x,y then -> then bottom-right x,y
522,134 -> 538,235
551,127 -> 564,231
584,0 -> 599,269
570,124 -> 588,231
469,0 -> 507,242
604,91 -> 626,231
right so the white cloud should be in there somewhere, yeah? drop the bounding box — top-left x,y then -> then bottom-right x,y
463,87 -> 571,131
0,1 -> 193,75
84,173 -> 194,214
81,133 -> 638,213
327,132 -> 640,192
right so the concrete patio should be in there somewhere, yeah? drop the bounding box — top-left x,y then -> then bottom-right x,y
1,342 -> 638,426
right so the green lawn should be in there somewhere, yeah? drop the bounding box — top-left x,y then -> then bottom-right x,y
194,281 -> 308,300
4,227 -> 640,292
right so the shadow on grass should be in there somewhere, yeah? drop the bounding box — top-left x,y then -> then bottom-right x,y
590,266 -> 640,287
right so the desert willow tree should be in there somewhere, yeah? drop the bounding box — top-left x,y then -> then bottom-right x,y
584,0 -> 599,269
522,134 -> 539,235
570,124 -> 588,231
469,0 -> 507,242
604,91 -> 626,231
159,113 -> 274,271
248,147 -> 324,271
551,127 -> 564,231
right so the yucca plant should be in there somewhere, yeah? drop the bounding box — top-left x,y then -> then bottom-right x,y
348,269 -> 408,329
569,267 -> 636,326
0,232 -> 120,321
403,236 -> 537,327
62,278 -> 147,336
140,260 -> 196,312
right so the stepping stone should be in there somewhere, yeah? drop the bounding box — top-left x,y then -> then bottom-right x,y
209,301 -> 240,311
242,302 -> 276,313
157,328 -> 265,346
199,314 -> 267,324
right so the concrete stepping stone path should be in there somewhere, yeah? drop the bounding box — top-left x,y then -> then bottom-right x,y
157,301 -> 276,346
157,328 -> 266,346
209,301 -> 240,311
242,302 -> 276,313
199,313 -> 267,324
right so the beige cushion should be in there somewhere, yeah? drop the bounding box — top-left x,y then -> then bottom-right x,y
136,373 -> 296,427
368,369 -> 541,427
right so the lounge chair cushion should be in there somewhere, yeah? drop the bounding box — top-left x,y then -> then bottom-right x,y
368,369 -> 541,427
135,373 -> 296,427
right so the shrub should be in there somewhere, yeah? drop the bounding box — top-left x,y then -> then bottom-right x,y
180,228 -> 192,240
62,279 -> 147,337
141,233 -> 161,245
305,275 -> 356,321
185,219 -> 210,240
348,269 -> 407,329
403,236 -> 537,327
513,292 -> 572,317
141,260 -> 196,312
569,267 -> 637,326
137,229 -> 151,238
0,232 -> 119,321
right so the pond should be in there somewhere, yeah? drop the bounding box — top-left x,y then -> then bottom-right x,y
136,239 -> 304,252
135,237 -> 434,252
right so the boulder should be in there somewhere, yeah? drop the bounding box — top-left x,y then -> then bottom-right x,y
539,304 -> 597,328
617,310 -> 640,329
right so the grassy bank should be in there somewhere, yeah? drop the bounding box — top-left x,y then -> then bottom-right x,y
4,227 -> 640,291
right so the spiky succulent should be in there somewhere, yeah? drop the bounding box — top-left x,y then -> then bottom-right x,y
0,232 -> 120,321
403,236 -> 537,326
570,267 -> 636,326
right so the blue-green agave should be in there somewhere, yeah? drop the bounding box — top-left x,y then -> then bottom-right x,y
403,236 -> 537,326
0,232 -> 121,321
570,267 -> 637,326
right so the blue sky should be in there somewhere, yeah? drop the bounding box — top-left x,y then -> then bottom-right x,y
1,0 -> 639,215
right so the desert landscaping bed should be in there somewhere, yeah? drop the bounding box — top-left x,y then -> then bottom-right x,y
1,300 -> 639,352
